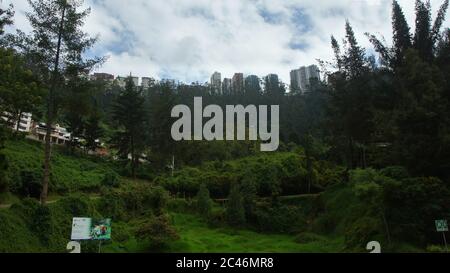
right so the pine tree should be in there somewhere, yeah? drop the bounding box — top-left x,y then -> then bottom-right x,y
226,184 -> 246,226
0,3 -> 13,36
330,35 -> 342,71
343,21 -> 367,78
111,77 -> 147,180
392,0 -> 412,66
431,0 -> 449,48
17,0 -> 103,204
84,111 -> 104,152
196,183 -> 212,218
414,0 -> 433,61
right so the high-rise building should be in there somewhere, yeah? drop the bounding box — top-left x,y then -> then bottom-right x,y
290,65 -> 321,93
222,78 -> 232,95
264,74 -> 280,94
245,75 -> 261,94
116,76 -> 139,88
91,73 -> 114,82
1,112 -> 33,133
232,73 -> 244,94
210,72 -> 222,94
141,77 -> 154,89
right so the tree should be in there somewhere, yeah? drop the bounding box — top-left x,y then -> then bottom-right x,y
111,77 -> 147,179
343,21 -> 367,78
226,184 -> 246,226
392,0 -> 412,60
17,0 -> 103,204
84,111 -> 104,152
327,22 -> 374,169
135,215 -> 179,251
0,125 -> 8,194
146,81 -> 177,167
0,48 -> 43,132
414,0 -> 433,61
0,3 -> 13,36
196,183 -> 212,218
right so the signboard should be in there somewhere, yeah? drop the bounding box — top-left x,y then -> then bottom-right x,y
435,220 -> 448,232
91,219 -> 112,240
71,218 -> 92,240
71,218 -> 112,241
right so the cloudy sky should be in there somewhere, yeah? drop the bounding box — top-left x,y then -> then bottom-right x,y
4,0 -> 450,84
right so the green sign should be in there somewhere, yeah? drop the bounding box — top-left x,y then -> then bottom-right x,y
91,219 -> 112,240
71,218 -> 112,241
435,220 -> 448,232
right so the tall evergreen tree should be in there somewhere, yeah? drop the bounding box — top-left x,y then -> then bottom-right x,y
196,183 -> 212,218
431,0 -> 449,47
226,184 -> 246,226
0,3 -> 13,36
111,77 -> 146,179
413,0 -> 433,61
17,0 -> 103,204
343,21 -> 367,78
392,0 -> 412,66
84,111 -> 104,152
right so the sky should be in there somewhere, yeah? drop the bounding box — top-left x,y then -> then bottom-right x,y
4,0 -> 450,84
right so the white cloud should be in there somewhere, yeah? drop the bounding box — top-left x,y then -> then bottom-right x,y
3,0 -> 450,84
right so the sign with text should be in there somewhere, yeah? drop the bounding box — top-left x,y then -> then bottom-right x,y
71,218 -> 112,240
435,220 -> 448,232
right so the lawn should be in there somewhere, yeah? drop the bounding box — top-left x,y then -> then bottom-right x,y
167,213 -> 344,253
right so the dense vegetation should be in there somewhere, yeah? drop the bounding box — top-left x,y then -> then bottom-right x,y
0,0 -> 449,253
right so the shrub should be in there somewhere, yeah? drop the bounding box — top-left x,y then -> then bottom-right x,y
16,169 -> 42,198
98,191 -> 126,220
380,166 -> 410,180
196,184 -> 212,218
135,214 -> 179,251
58,195 -> 94,217
295,232 -> 325,244
101,172 -> 120,188
311,214 -> 337,235
32,205 -> 53,243
344,216 -> 383,250
255,204 -> 308,233
226,184 -> 246,227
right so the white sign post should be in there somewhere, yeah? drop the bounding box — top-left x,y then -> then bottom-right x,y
71,218 -> 92,240
435,220 -> 448,252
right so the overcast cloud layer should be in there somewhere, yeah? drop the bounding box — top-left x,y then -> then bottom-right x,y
4,0 -> 450,84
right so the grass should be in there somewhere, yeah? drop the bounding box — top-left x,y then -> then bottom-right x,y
3,138 -> 117,193
167,213 -> 344,253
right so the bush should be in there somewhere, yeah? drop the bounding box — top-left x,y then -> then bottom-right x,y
255,204 -> 308,233
101,172 -> 120,188
226,184 -> 246,227
32,205 -> 53,243
98,191 -> 126,220
426,245 -> 447,253
295,232 -> 325,244
380,166 -> 410,180
58,195 -> 95,217
344,216 -> 383,250
16,169 -> 42,198
311,214 -> 337,235
135,214 -> 179,251
196,184 -> 212,218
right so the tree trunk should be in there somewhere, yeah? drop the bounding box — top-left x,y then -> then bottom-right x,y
15,111 -> 22,135
382,211 -> 392,246
41,4 -> 66,205
348,137 -> 355,169
131,135 -> 136,180
41,121 -> 52,205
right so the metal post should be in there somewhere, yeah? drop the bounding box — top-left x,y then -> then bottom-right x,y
443,232 -> 448,253
98,241 -> 102,254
